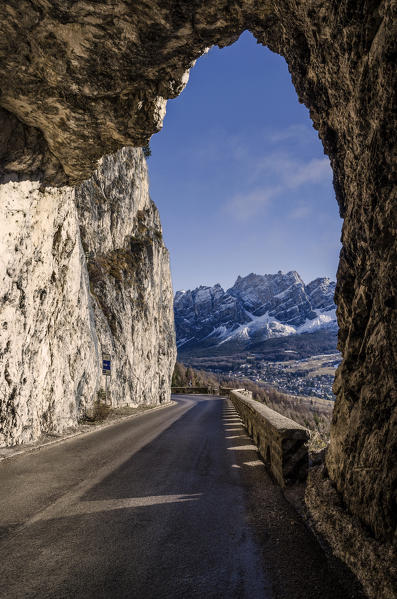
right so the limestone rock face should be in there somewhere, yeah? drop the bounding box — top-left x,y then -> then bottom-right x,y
75,147 -> 176,407
0,148 -> 176,446
0,182 -> 99,445
0,0 -> 395,543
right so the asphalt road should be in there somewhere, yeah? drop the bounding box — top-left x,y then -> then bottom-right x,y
0,395 -> 360,599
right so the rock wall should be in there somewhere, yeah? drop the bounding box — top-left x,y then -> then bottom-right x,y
0,148 -> 176,446
0,181 -> 99,445
0,1 -> 395,543
75,147 -> 176,408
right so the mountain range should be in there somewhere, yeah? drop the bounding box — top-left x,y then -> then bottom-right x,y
174,271 -> 338,359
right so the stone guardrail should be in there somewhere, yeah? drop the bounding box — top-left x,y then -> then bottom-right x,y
171,386 -> 218,395
228,389 -> 310,486
171,386 -> 241,396
219,387 -> 236,396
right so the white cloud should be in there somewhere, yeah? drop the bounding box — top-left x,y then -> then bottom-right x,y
225,186 -> 281,221
256,152 -> 331,187
268,124 -> 312,143
287,158 -> 331,187
225,152 -> 332,221
288,202 -> 312,220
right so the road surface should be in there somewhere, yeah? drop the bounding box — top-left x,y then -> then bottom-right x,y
0,395 -> 359,598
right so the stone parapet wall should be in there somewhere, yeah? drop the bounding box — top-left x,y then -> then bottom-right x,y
230,390 -> 309,487
171,387 -> 216,395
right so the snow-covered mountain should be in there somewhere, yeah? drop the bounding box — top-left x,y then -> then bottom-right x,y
174,271 -> 337,354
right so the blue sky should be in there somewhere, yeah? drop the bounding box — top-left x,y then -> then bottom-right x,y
148,32 -> 342,292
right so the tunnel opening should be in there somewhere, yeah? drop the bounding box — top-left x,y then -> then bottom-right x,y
149,33 -> 341,295
0,0 -> 395,560
156,32 -> 340,461
142,27 -> 395,548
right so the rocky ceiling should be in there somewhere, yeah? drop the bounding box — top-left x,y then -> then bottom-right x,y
0,1 -> 396,543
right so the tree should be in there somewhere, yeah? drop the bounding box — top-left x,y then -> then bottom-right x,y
172,362 -> 186,386
186,367 -> 195,387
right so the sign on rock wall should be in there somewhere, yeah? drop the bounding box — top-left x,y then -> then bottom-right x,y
102,353 -> 111,376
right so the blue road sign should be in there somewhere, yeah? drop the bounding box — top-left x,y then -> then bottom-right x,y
102,353 -> 111,376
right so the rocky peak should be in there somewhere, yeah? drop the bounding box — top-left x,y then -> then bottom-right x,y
174,270 -> 337,351
228,270 -> 313,327
305,278 -> 335,312
173,281 -> 250,347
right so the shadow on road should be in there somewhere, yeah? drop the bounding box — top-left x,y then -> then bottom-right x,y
0,396 -> 365,599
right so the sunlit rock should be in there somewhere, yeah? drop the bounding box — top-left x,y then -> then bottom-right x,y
0,148 -> 176,446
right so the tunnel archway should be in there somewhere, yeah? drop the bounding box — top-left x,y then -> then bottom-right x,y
0,1 -> 395,546
149,32 -> 340,296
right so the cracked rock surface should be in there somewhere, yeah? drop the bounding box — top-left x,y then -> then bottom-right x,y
0,148 -> 176,446
75,147 -> 176,410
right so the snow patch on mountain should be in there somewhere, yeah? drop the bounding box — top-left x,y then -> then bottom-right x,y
217,308 -> 335,345
174,270 -> 337,352
297,309 -> 337,333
